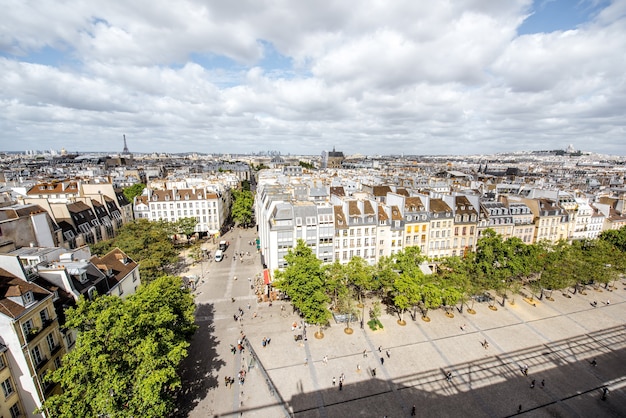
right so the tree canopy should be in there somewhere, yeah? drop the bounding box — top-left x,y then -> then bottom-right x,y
231,189 -> 254,227
174,217 -> 198,239
122,183 -> 146,203
40,275 -> 197,418
90,219 -> 179,283
273,240 -> 331,328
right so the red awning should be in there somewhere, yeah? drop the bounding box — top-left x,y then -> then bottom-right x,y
263,269 -> 271,285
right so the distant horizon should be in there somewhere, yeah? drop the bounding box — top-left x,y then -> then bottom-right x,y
3,147 -> 625,159
1,1 -> 624,156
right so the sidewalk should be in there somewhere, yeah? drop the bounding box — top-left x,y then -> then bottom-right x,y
180,241 -> 626,418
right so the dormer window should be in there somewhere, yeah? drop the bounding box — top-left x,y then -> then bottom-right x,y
23,291 -> 34,306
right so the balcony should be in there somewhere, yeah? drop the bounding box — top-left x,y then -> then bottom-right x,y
35,356 -> 49,370
50,343 -> 62,356
27,318 -> 56,342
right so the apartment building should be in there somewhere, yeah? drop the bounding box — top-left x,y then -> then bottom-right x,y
0,257 -> 66,417
332,198 -> 378,264
478,201 -> 514,241
521,198 -> 570,243
1,342 -> 24,418
134,187 -> 227,235
19,181 -> 131,249
426,198 -> 454,259
443,195 -> 479,257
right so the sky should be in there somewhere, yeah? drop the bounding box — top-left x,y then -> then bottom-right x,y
1,0 -> 625,156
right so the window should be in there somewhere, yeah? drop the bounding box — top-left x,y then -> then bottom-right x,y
54,356 -> 62,369
0,354 -> 5,370
47,333 -> 56,351
66,332 -> 75,348
10,403 -> 20,418
2,377 -> 14,397
22,318 -> 34,335
40,308 -> 49,323
22,291 -> 34,306
32,345 -> 44,365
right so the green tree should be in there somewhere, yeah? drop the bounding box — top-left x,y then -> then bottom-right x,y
391,272 -> 422,323
175,217 -> 198,240
417,281 -> 443,320
273,240 -> 331,337
323,260 -> 349,310
599,226 -> 626,253
91,219 -> 178,283
437,255 -> 480,313
539,241 -> 578,295
345,256 -> 375,306
123,183 -> 146,203
231,189 -> 254,227
298,161 -> 315,169
40,276 -> 197,418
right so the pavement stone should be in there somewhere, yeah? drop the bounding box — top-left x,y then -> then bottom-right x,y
177,227 -> 626,417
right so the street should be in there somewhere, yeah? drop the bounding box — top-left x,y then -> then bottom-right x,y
176,228 -> 626,417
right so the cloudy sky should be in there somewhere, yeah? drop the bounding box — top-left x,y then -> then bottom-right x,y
1,0 -> 625,156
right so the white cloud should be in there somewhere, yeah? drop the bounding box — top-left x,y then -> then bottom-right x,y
0,0 -> 624,155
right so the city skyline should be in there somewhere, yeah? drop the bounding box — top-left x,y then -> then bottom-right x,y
1,0 -> 625,156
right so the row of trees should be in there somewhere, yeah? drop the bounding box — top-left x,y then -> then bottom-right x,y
231,189 -> 254,227
274,228 -> 626,333
40,275 -> 197,417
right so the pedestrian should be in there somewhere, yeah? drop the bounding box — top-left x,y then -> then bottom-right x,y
340,372 -> 345,382
380,357 -> 385,365
247,303 -> 251,310
357,363 -> 361,372
304,358 -> 308,366
591,358 -> 597,367
541,379 -> 545,388
606,300 -> 610,305
339,380 -> 343,390
523,365 -> 528,376
363,349 -> 368,358
323,355 -> 328,365
262,337 -> 267,347
332,376 -> 336,386
602,387 -> 609,400
518,404 -> 522,414
411,405 -> 416,416
386,349 -> 391,358
446,371 -> 452,382
372,368 -> 377,377
530,379 -> 535,389
460,324 -> 466,331
378,346 -> 382,352
266,337 -> 271,345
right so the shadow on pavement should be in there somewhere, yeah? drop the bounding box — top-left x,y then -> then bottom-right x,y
175,303 -> 224,417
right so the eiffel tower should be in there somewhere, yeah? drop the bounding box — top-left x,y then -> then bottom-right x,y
122,134 -> 130,154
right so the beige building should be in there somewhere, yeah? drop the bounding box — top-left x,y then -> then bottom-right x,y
0,256 -> 66,417
1,342 -> 24,418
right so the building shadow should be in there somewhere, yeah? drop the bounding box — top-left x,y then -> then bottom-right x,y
175,303 -> 224,417
208,325 -> 626,417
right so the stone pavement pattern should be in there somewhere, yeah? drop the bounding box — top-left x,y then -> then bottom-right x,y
177,227 -> 626,418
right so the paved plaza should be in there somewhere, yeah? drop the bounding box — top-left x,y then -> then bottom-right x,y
177,227 -> 626,418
